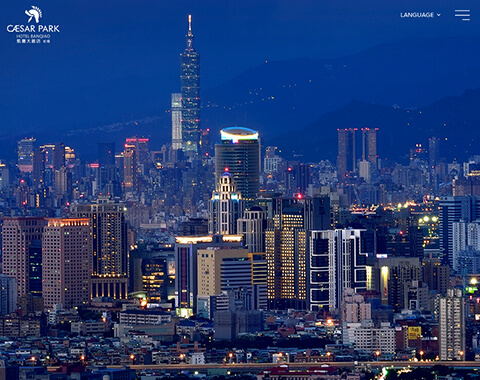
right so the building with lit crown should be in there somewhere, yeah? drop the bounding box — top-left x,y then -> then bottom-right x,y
174,235 -> 243,312
215,127 -> 260,207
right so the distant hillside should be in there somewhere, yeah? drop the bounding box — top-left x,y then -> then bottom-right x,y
1,36 -> 479,160
202,36 -> 480,140
273,86 -> 480,163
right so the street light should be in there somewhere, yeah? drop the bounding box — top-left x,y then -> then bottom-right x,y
327,352 -> 331,361
459,351 -> 464,361
130,354 -> 135,365
375,351 -> 380,362
419,351 -> 424,361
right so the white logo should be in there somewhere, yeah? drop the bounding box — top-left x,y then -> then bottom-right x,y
25,6 -> 42,24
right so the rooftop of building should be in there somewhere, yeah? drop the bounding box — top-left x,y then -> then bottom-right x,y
220,127 -> 259,141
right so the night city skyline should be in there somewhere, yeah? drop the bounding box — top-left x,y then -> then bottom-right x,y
2,2 -> 480,378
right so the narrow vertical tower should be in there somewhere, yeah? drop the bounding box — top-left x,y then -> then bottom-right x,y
181,15 -> 201,156
208,172 -> 245,235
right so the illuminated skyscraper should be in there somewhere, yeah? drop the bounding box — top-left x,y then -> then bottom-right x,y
181,15 -> 200,155
438,288 -> 465,361
215,127 -> 260,207
123,142 -> 137,191
209,172 -> 245,235
71,202 -> 129,300
308,229 -> 368,312
265,196 -> 330,309
175,235 -> 243,311
171,93 -> 183,150
42,218 -> 92,310
439,196 -> 480,268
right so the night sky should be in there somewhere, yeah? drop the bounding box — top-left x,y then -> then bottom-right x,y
1,0 -> 480,155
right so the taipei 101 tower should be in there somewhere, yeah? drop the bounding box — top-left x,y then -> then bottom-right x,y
180,15 -> 200,157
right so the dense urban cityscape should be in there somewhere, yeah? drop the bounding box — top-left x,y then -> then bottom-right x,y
2,3 -> 480,380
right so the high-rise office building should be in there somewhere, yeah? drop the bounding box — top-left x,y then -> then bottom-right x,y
171,93 -> 183,151
175,235 -> 243,311
197,247 -> 250,297
361,128 -> 378,167
209,172 -> 245,235
452,220 -> 480,272
0,161 -> 9,191
42,218 -> 92,310
438,288 -> 465,361
429,136 -> 440,168
53,142 -> 65,170
32,147 -> 45,190
181,15 -> 200,155
439,196 -> 480,268
373,256 -> 421,310
129,248 -> 175,303
284,163 -> 312,196
308,229 -> 368,311
2,217 -> 45,299
404,280 -> 429,311
40,144 -> 55,169
123,142 -> 137,191
0,275 -> 17,316
215,127 -> 261,207
54,166 -> 72,204
126,137 -> 150,166
28,239 -> 43,298
17,138 -> 36,173
337,129 -> 355,181
266,196 -> 330,309
199,128 -> 211,157
71,202 -> 129,300
237,206 -> 268,253
197,248 -> 267,310
264,146 -> 282,174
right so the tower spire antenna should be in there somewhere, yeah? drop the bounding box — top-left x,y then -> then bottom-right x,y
188,15 -> 192,33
